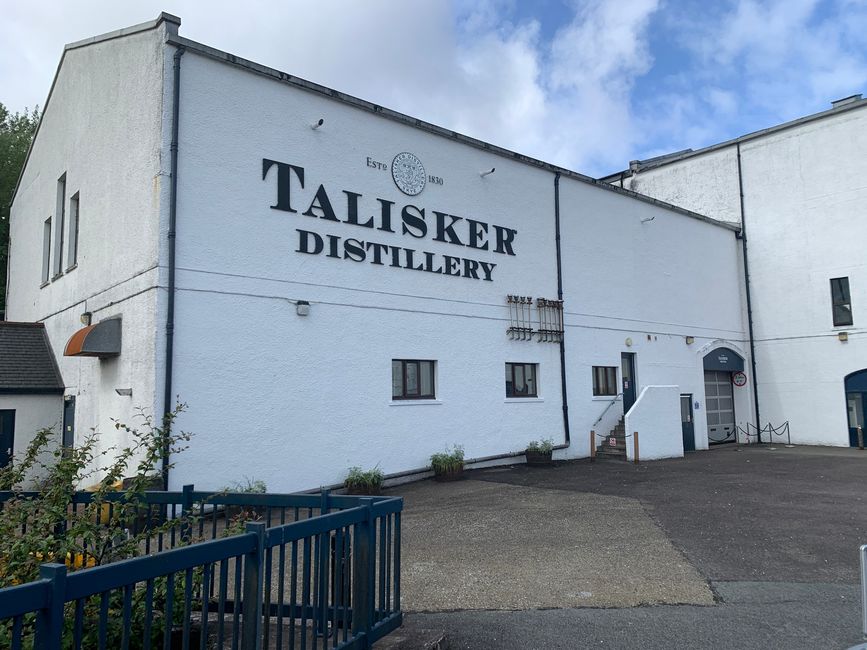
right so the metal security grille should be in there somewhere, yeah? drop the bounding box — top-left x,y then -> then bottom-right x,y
704,370 -> 735,444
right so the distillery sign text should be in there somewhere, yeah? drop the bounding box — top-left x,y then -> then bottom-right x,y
262,158 -> 517,281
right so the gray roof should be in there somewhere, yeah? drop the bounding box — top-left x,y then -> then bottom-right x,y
0,322 -> 64,394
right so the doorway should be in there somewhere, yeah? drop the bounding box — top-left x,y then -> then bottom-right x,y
621,352 -> 636,414
845,369 -> 867,447
0,410 -> 14,468
702,347 -> 744,446
680,394 -> 695,452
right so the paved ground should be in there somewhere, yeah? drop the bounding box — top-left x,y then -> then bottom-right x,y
379,445 -> 867,649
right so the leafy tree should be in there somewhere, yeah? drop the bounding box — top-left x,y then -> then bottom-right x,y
0,103 -> 40,314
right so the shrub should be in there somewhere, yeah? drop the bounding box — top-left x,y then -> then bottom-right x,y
0,403 -> 201,646
344,466 -> 385,492
222,476 -> 267,493
526,438 -> 555,454
430,445 -> 464,473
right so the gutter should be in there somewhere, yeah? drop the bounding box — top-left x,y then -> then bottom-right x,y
736,142 -> 762,442
554,172 -> 571,446
162,45 -> 185,489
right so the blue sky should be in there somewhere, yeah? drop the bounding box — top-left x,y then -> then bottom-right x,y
3,0 -> 866,176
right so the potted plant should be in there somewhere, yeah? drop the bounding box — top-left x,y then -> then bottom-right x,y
430,445 -> 465,481
525,438 -> 555,466
344,466 -> 385,495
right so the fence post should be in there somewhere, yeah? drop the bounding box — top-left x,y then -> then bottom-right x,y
241,522 -> 266,650
35,563 -> 66,650
180,484 -> 194,544
633,431 -> 639,465
858,426 -> 864,450
316,488 -> 330,637
352,498 -> 374,646
590,430 -> 596,462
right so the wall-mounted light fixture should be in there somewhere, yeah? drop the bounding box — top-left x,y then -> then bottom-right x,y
296,300 -> 310,317
625,337 -> 633,347
311,118 -> 324,130
115,388 -> 133,397
80,311 -> 92,326
838,331 -> 849,342
480,167 -> 495,177
685,336 -> 695,345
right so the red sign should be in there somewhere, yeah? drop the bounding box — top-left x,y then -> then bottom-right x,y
732,371 -> 747,387
608,437 -> 617,447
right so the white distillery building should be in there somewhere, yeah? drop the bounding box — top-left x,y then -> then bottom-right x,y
601,95 -> 867,449
4,14 -> 753,491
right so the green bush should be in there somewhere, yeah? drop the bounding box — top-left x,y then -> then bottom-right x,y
430,445 -> 464,473
526,438 -> 555,454
344,466 -> 384,492
0,403 -> 204,646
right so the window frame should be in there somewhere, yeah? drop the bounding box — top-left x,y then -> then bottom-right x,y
53,174 -> 66,279
41,217 -> 52,286
830,277 -> 853,327
505,362 -> 538,398
592,365 -> 618,397
391,359 -> 436,400
66,192 -> 79,271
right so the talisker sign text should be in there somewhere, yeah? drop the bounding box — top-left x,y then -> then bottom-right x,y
263,159 -> 517,281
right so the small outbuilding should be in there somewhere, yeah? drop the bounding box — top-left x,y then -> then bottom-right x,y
0,322 -> 66,468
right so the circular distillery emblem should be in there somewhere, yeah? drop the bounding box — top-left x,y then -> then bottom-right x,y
732,371 -> 748,387
391,152 -> 426,196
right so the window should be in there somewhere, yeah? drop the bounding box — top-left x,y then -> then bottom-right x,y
67,192 -> 79,269
42,217 -> 52,284
505,363 -> 538,398
592,366 -> 618,396
831,277 -> 853,326
392,359 -> 436,400
53,174 -> 66,277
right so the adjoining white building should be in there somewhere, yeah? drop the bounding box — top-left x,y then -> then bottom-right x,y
4,14 -> 752,491
601,96 -> 867,448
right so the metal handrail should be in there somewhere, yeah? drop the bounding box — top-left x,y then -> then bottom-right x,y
592,393 -> 623,428
860,544 -> 867,640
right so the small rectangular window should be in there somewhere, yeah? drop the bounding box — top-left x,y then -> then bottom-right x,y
392,359 -> 436,400
67,192 -> 79,269
53,174 -> 66,277
831,277 -> 853,326
42,217 -> 52,284
505,363 -> 538,398
592,366 -> 618,396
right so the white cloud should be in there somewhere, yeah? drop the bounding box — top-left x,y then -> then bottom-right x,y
0,0 -> 664,176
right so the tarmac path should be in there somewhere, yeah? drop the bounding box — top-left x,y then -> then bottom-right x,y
381,445 -> 867,649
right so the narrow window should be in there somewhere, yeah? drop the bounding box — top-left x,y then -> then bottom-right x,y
505,363 -> 538,398
592,366 -> 618,396
831,277 -> 853,326
53,174 -> 66,277
392,359 -> 436,400
67,192 -> 79,269
42,217 -> 52,284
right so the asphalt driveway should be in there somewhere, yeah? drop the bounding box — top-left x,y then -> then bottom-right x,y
380,445 -> 867,649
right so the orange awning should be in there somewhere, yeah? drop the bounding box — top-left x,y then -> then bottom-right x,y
64,318 -> 121,357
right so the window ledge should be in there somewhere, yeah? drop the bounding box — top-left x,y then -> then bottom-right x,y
504,397 -> 544,403
40,280 -> 50,289
65,263 -> 77,273
592,395 -> 620,401
389,399 -> 442,406
51,273 -> 63,282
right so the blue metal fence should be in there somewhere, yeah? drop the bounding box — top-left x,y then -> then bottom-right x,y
0,487 -> 402,649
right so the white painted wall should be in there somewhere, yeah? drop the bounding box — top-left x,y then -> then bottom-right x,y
6,18 -> 174,475
168,49 -> 564,491
0,394 -> 63,487
624,386 -> 683,461
558,175 -> 751,454
615,104 -> 867,446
